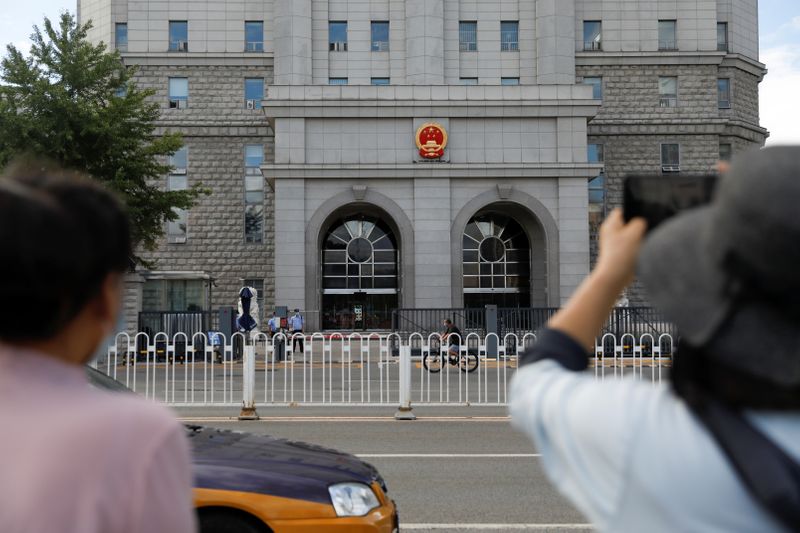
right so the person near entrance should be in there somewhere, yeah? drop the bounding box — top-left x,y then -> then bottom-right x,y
441,318 -> 462,364
289,309 -> 304,355
267,312 -> 280,337
267,312 -> 284,362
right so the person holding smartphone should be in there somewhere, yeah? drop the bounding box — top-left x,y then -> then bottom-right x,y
510,146 -> 800,532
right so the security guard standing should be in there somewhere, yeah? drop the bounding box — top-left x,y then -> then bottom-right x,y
267,312 -> 284,362
289,309 -> 304,355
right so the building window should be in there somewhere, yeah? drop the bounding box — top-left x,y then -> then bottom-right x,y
245,21 -> 264,52
168,77 -> 188,109
169,21 -> 188,51
658,20 -> 677,50
659,76 -> 678,107
717,22 -> 728,52
244,78 -> 264,109
588,143 -> 604,164
459,21 -> 478,51
167,147 -> 188,244
371,21 -> 389,51
329,77 -> 348,85
588,144 -> 605,206
244,145 -> 264,244
501,21 -> 519,51
719,143 -> 732,161
329,21 -> 348,51
371,77 -> 390,85
115,23 -> 128,51
661,143 -> 680,172
718,78 -> 731,108
583,76 -> 602,99
460,77 -> 479,85
143,279 -> 206,312
583,21 -> 602,51
501,77 -> 519,85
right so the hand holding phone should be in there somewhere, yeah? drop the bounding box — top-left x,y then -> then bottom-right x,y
623,175 -> 717,231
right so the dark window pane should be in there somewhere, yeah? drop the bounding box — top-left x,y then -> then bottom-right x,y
463,263 -> 479,275
374,277 -> 396,289
244,205 -> 263,243
374,263 -> 396,276
324,250 -> 346,262
324,277 -> 347,289
464,276 -> 479,288
374,251 -> 395,263
325,264 -> 347,276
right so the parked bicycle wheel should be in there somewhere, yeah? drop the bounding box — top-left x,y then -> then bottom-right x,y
423,353 -> 445,373
459,353 -> 479,373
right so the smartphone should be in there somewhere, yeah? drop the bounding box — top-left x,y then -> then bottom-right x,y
623,175 -> 718,231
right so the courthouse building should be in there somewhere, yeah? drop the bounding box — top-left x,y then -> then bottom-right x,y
77,0 -> 767,332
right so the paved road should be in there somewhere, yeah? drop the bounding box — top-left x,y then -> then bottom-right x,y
175,406 -> 593,532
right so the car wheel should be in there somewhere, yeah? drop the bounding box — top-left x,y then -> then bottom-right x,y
197,508 -> 271,533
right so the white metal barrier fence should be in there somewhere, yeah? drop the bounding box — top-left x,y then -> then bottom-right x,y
97,332 -> 673,408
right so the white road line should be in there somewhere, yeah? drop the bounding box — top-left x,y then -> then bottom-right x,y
355,453 -> 540,458
401,524 -> 593,530
178,416 -> 510,422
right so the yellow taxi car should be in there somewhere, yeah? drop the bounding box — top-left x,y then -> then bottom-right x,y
87,367 -> 398,533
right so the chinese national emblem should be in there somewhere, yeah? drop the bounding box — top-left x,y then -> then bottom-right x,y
416,123 -> 448,159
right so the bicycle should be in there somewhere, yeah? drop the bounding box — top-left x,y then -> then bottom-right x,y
422,337 -> 479,373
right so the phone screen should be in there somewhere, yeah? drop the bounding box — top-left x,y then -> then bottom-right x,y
623,175 -> 717,231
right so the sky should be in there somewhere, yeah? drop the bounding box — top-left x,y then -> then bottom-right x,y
1,0 -> 798,145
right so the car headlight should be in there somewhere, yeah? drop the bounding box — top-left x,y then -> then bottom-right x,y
328,483 -> 380,517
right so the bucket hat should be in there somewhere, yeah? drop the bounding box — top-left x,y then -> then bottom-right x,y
638,146 -> 800,387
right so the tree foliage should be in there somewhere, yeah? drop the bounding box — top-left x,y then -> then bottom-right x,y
0,12 -> 208,261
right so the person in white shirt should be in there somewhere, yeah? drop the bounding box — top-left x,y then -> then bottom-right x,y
510,146 -> 800,533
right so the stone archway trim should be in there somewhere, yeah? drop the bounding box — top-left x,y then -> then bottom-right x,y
450,188 -> 560,307
305,189 -> 416,318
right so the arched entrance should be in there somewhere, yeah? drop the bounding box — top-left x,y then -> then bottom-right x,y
321,214 -> 398,330
462,211 -> 532,308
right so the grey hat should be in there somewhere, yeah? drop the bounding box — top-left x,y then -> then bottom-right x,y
638,146 -> 800,387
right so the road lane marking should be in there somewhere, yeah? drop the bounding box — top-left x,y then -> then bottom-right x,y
402,524 -> 592,530
355,453 -> 540,458
177,416 -> 511,422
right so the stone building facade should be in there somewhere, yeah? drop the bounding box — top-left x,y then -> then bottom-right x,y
77,0 -> 766,333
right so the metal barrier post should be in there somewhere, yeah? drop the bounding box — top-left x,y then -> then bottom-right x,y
239,343 -> 260,420
395,343 -> 416,420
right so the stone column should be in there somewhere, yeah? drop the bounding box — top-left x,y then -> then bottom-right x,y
273,178 -> 306,317
274,0 -> 312,85
122,272 -> 145,335
405,0 -> 445,85
413,178 -> 452,307
557,178 -> 590,305
535,0 -> 576,85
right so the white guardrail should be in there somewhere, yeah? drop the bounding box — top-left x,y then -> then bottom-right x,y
95,332 -> 673,409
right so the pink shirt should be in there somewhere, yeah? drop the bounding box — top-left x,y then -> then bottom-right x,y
0,346 -> 196,533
